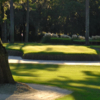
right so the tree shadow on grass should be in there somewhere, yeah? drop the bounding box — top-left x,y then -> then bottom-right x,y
10,63 -> 59,77
48,71 -> 100,100
10,64 -> 100,100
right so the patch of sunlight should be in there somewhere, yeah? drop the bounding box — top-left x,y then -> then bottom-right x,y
56,94 -> 75,100
22,46 -> 46,54
22,45 -> 98,54
3,43 -> 9,46
10,67 -> 16,70
3,43 -> 98,54
7,45 -> 22,50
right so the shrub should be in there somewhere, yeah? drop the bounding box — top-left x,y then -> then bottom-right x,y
41,33 -> 51,43
78,35 -> 85,40
50,38 -> 72,44
72,34 -> 77,39
41,33 -> 59,43
60,34 -> 71,39
51,33 -> 59,38
91,35 -> 100,40
44,33 -> 52,37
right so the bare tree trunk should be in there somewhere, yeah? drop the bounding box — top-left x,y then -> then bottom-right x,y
0,40 -> 15,84
10,0 -> 14,43
25,0 -> 29,42
2,20 -> 7,42
85,0 -> 89,45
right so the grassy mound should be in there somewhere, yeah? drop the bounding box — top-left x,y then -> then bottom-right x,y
4,43 -> 100,61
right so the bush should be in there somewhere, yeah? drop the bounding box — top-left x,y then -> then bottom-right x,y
91,35 -> 100,40
51,34 -> 59,38
72,34 -> 78,39
41,33 -> 59,43
78,35 -> 85,40
60,34 -> 71,39
44,33 -> 52,37
50,38 -> 72,44
41,35 -> 51,43
41,36 -> 72,44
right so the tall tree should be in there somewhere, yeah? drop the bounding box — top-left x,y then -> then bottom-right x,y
25,0 -> 29,42
2,20 -> 7,42
0,39 -> 15,83
10,0 -> 14,43
85,0 -> 89,45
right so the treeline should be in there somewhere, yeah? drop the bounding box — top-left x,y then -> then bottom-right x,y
0,0 -> 100,42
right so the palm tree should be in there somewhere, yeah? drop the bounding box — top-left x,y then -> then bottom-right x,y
10,0 -> 14,43
85,0 -> 89,45
25,0 -> 29,42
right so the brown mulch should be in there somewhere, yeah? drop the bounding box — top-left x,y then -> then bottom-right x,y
0,82 -> 37,94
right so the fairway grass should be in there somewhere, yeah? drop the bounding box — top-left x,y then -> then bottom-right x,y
3,43 -> 100,55
10,64 -> 100,100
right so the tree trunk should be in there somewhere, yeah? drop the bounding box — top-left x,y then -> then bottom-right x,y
85,0 -> 89,45
10,0 -> 14,43
25,0 -> 29,42
0,40 -> 15,84
2,21 -> 7,42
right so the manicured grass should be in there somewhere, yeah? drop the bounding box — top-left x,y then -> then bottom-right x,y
10,64 -> 100,100
90,45 -> 100,48
73,39 -> 100,42
3,43 -> 100,55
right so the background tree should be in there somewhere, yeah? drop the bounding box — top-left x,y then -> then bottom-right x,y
10,0 -> 14,43
25,0 -> 29,42
0,0 -> 100,42
85,0 -> 89,45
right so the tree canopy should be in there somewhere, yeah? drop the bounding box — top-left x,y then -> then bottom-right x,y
0,0 -> 100,42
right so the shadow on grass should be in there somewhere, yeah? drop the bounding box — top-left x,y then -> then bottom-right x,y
86,45 -> 100,55
10,63 -> 59,77
9,64 -> 100,100
49,72 -> 100,100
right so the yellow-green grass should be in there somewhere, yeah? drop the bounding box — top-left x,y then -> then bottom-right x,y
10,64 -> 100,100
3,43 -> 100,55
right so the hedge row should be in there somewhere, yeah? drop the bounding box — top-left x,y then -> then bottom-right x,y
7,50 -> 100,61
23,53 -> 100,61
41,37 -> 72,44
41,37 -> 100,45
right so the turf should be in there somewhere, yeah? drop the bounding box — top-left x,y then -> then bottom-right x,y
3,43 -> 100,55
73,39 -> 100,42
10,64 -> 100,100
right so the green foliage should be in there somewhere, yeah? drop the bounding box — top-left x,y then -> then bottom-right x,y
50,38 -> 72,44
41,36 -> 73,44
41,35 -> 51,43
0,0 -> 100,42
